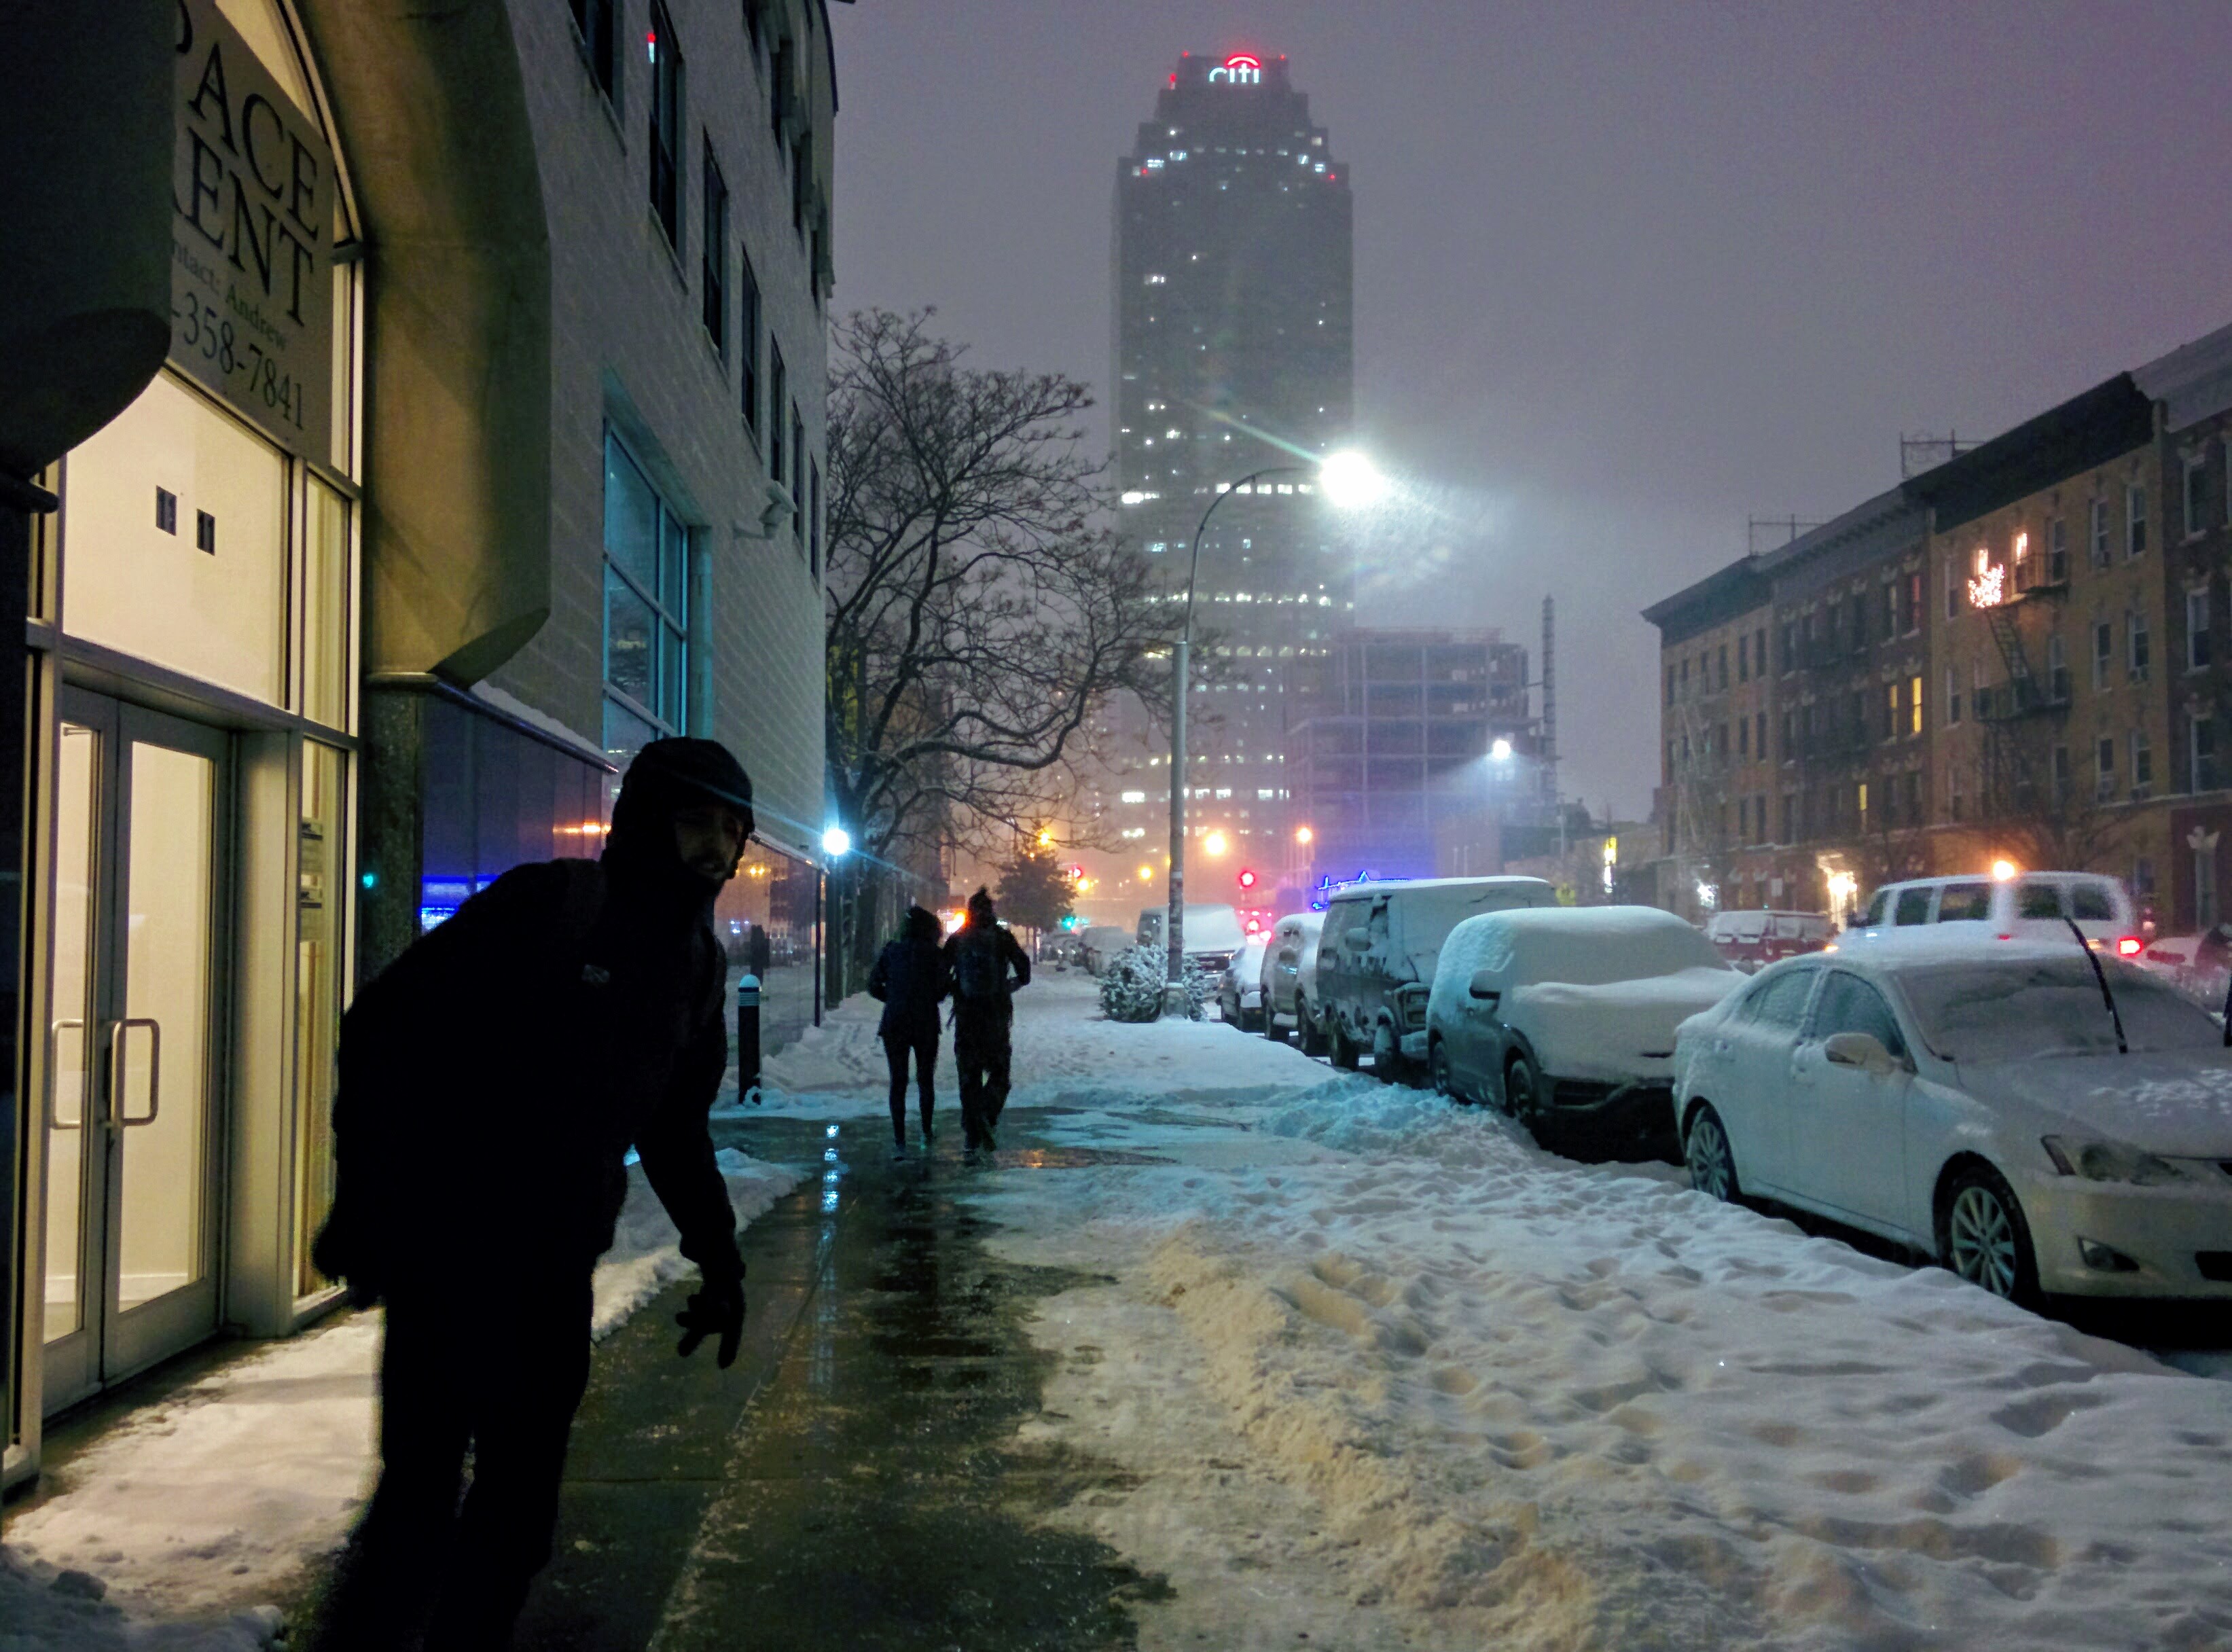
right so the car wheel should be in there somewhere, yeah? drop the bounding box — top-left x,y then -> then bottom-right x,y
1504,1053 -> 1539,1115
1685,1105 -> 1739,1203
1264,1009 -> 1287,1044
1429,1039 -> 1462,1100
1939,1165 -> 2040,1306
1329,1020 -> 1359,1069
1299,1000 -> 1328,1057
1371,1021 -> 1402,1083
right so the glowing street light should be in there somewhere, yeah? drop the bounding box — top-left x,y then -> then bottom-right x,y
1295,825 -> 1314,846
1204,829 -> 1229,857
1490,737 -> 1513,761
1991,857 -> 2019,882
1316,448 -> 1390,511
821,825 -> 851,858
1138,864 -> 1155,882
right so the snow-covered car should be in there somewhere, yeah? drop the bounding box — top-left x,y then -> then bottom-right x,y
1261,912 -> 1325,1049
1427,905 -> 1742,1155
1672,935 -> 2232,1304
1216,935 -> 1270,1028
1842,872 -> 2141,956
1078,925 -> 1133,975
1318,876 -> 1560,1082
1136,903 -> 1247,975
1703,909 -> 1833,971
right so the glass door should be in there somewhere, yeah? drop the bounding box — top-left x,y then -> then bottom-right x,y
41,690 -> 228,1413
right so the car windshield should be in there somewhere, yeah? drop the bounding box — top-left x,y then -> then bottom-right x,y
1898,956 -> 2220,1062
1465,912 -> 1729,988
1401,884 -> 1554,958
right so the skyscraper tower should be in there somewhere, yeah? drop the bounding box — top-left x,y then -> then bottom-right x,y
1109,50 -> 1354,874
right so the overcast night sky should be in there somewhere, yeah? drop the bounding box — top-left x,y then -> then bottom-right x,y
828,1 -> 2232,819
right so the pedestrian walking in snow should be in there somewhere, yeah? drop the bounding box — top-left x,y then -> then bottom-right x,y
307,738 -> 757,1651
868,904 -> 950,1151
943,887 -> 1032,1151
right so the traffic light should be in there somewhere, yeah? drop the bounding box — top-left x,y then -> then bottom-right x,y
1237,867 -> 1258,892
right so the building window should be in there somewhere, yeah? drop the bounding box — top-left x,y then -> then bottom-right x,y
647,2 -> 683,249
1943,560 -> 1958,621
770,37 -> 791,146
701,138 -> 728,351
1905,769 -> 1922,825
2095,736 -> 2116,803
2190,587 -> 2213,672
1664,665 -> 1674,706
791,131 -> 812,235
1756,711 -> 1767,761
1737,633 -> 1749,683
1908,673 -> 1923,735
739,244 -> 761,435
1905,570 -> 1922,634
768,341 -> 787,487
1781,622 -> 1796,673
2047,517 -> 2068,583
2186,454 -> 2210,539
2049,744 -> 2069,806
2195,712 -> 2219,792
1945,664 -> 1961,725
2089,497 -> 2110,567
2133,728 -> 2153,795
2129,612 -> 2150,681
1738,716 -> 1749,757
789,404 -> 805,528
2047,632 -> 2068,702
1754,626 -> 1767,675
1680,657 -> 1689,694
2094,619 -> 2114,690
569,0 -> 618,103
2127,482 -> 2148,558
1884,681 -> 1900,742
1947,762 -> 1964,821
1718,643 -> 1729,690
602,430 -> 689,760
808,456 -> 822,577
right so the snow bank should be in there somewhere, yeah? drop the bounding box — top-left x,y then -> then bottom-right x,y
2,1150 -> 797,1647
975,1011 -> 2232,1651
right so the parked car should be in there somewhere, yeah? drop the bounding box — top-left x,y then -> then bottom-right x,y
1217,935 -> 1270,1028
1261,912 -> 1327,1050
1078,925 -> 1134,975
1704,909 -> 1835,971
1316,876 -> 1560,1081
1843,872 -> 2140,955
1672,935 -> 2232,1304
1427,905 -> 1742,1155
1136,903 -> 1247,975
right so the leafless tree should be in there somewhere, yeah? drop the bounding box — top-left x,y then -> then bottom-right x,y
1975,715 -> 2126,873
823,310 -> 1169,977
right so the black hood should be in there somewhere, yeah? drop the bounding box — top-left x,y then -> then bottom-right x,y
603,738 -> 755,896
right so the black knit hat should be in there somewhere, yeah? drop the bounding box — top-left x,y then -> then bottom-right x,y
607,738 -> 755,874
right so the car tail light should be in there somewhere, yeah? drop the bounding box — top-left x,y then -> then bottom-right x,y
2117,936 -> 2142,958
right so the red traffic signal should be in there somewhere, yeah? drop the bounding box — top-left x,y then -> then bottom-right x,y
1236,867 -> 1258,891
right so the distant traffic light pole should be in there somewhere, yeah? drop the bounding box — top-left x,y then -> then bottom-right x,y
1165,453 -> 1385,1010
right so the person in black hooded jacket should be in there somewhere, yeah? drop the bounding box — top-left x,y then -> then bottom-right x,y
943,887 -> 1032,1151
868,904 -> 950,1151
309,738 -> 756,1651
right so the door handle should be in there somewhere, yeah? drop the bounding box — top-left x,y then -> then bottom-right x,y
109,1017 -> 162,1127
47,1018 -> 85,1130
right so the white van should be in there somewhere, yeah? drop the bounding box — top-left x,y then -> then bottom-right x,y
1846,872 -> 2140,955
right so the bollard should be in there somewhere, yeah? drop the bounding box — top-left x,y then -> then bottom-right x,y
736,972 -> 763,1105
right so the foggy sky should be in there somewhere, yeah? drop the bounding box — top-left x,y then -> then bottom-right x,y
828,1 -> 2232,819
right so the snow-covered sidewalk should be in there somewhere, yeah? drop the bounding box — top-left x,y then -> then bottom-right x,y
1,1150 -> 797,1650
884,970 -> 2232,1651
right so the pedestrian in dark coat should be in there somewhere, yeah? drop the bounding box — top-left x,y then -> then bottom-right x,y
943,887 -> 1032,1151
308,738 -> 757,1652
869,904 -> 950,1150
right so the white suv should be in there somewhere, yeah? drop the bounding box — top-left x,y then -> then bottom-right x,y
1845,872 -> 2140,956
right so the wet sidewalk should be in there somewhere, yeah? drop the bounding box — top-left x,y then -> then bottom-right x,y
518,1111 -> 1172,1651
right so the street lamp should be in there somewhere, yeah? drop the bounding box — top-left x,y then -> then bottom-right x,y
816,824 -> 851,1027
1166,451 -> 1385,1001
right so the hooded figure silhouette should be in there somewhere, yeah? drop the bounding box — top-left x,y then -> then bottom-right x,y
869,903 -> 951,1150
943,887 -> 1031,1150
312,737 -> 754,1651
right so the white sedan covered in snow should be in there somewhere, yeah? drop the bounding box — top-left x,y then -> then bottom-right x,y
1426,905 -> 1744,1155
1672,937 -> 2232,1304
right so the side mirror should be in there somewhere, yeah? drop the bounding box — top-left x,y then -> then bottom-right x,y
1823,1030 -> 1899,1074
1468,969 -> 1500,1005
1346,927 -> 1371,950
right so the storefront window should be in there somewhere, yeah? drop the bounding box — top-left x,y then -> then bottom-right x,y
418,696 -> 609,931
293,742 -> 344,1296
302,477 -> 351,728
62,374 -> 288,706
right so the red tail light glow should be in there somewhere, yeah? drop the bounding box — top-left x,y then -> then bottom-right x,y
2117,936 -> 2143,957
